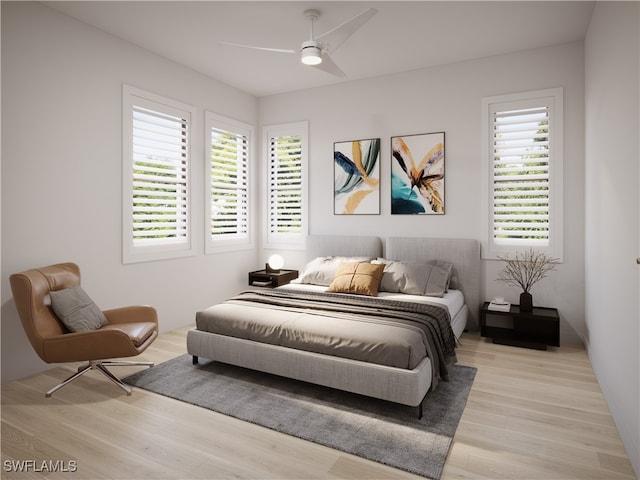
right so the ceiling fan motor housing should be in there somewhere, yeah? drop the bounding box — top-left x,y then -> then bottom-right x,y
301,40 -> 322,65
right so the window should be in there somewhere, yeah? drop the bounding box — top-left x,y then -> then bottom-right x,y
206,112 -> 254,253
263,121 -> 308,248
122,85 -> 195,263
481,88 -> 563,260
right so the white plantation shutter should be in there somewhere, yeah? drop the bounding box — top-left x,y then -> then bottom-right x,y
132,106 -> 189,243
491,104 -> 550,244
482,89 -> 563,260
269,135 -> 302,234
264,122 -> 308,247
206,112 -> 253,252
210,128 -> 248,236
123,86 -> 195,263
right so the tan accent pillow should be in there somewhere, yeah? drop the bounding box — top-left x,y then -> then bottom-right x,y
326,262 -> 385,296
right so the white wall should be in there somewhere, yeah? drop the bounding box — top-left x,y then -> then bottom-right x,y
1,2 -> 258,382
259,42 -> 586,342
585,2 -> 639,476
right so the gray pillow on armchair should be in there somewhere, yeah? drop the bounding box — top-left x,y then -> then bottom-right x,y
49,285 -> 108,332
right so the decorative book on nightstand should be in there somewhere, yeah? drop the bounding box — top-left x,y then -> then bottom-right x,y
248,269 -> 298,288
480,302 -> 560,350
487,300 -> 511,312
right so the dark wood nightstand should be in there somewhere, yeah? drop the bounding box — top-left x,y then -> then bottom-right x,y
480,302 -> 560,350
248,269 -> 298,288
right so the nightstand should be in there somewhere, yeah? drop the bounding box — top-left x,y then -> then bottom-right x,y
480,302 -> 560,350
248,269 -> 298,288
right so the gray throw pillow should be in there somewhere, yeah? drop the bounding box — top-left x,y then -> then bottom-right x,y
429,260 -> 454,291
374,260 -> 449,297
49,286 -> 108,332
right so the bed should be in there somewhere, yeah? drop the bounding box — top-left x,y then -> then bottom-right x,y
187,235 -> 480,416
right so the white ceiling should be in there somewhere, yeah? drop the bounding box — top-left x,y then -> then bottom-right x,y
45,1 -> 595,97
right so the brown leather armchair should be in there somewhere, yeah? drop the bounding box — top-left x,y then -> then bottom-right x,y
9,262 -> 158,397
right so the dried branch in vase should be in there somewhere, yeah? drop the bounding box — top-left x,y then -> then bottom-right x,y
496,249 -> 559,293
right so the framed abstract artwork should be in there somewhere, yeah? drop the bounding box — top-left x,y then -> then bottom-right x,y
334,138 -> 380,215
391,132 -> 445,214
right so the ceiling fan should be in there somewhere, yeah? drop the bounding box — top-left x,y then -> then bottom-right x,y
221,8 -> 378,77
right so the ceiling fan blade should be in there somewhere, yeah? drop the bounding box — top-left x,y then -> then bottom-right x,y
220,42 -> 297,54
311,53 -> 346,77
316,8 -> 378,53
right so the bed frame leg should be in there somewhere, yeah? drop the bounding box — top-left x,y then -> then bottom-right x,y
192,355 -> 198,365
417,403 -> 423,419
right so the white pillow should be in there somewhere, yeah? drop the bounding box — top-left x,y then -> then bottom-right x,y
292,256 -> 372,286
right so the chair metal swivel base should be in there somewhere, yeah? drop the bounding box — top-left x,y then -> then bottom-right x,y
45,360 -> 154,397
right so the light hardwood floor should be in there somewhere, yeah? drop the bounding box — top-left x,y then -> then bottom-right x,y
1,325 -> 636,480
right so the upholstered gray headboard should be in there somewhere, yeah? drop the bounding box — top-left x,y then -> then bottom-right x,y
386,237 -> 481,330
305,234 -> 383,261
303,234 -> 481,330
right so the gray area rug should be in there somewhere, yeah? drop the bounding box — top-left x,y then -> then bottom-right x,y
124,354 -> 476,479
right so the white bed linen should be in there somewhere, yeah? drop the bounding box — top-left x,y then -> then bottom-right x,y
278,283 -> 465,319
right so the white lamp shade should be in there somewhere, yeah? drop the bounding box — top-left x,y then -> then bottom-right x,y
301,43 -> 322,65
268,254 -> 284,270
